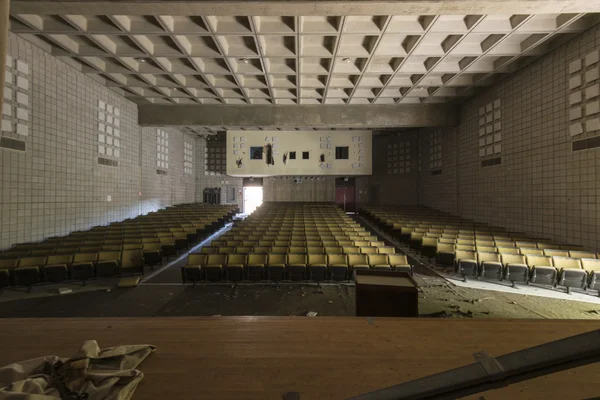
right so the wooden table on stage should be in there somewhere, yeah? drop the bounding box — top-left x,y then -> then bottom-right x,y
0,317 -> 598,399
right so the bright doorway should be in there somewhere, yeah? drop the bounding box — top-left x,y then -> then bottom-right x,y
243,186 -> 263,215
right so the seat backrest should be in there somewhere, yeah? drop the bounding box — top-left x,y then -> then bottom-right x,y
307,246 -> 324,254
248,254 -> 267,265
422,237 -> 437,247
122,244 -> 143,250
515,241 -> 537,248
537,243 -> 561,250
455,244 -> 476,252
475,240 -> 495,247
121,250 -> 144,268
143,243 -> 162,251
187,253 -> 207,265
46,255 -> 73,265
288,246 -> 307,254
252,246 -> 270,254
520,248 -> 543,256
268,254 -> 287,265
16,256 -> 46,268
288,254 -> 307,265
342,246 -> 359,254
581,258 -> 600,272
308,254 -> 327,265
409,233 -> 423,241
328,254 -> 348,265
476,246 -> 497,253
102,245 -> 122,251
455,250 -> 477,262
274,240 -> 290,247
207,254 -> 227,265
79,246 -> 102,253
235,246 -> 252,254
437,243 -> 455,253
544,249 -> 569,257
497,247 -> 519,254
569,251 -> 597,259
324,246 -> 342,254
456,239 -> 475,245
368,254 -> 389,266
73,253 -> 98,263
217,247 -> 234,254
388,254 -> 409,266
271,246 -> 287,254
348,254 -> 368,266
494,241 -> 515,248
552,256 -> 582,270
0,258 -> 18,269
290,241 -> 307,247
201,246 -> 218,254
98,251 -> 121,262
360,246 -> 378,254
477,252 -> 500,263
501,253 -> 525,266
526,255 -> 553,267
226,254 -> 247,265
378,246 -> 395,254
258,240 -> 274,247
141,238 -> 159,244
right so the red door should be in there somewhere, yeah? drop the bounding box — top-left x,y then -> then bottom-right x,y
336,186 -> 356,212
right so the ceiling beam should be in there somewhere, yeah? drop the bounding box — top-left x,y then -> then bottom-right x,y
138,104 -> 459,128
11,1 -> 600,16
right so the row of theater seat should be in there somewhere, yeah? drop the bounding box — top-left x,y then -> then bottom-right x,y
199,245 -> 396,255
182,253 -> 411,283
450,251 -> 600,292
0,250 -> 144,289
0,204 -> 237,290
183,202 -> 410,283
361,205 -> 600,294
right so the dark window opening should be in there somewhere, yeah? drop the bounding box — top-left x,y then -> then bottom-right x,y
250,146 -> 263,160
335,146 -> 349,159
289,151 -> 296,160
302,151 -> 309,160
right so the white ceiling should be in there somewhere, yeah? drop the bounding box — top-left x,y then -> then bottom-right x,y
9,13 -> 599,107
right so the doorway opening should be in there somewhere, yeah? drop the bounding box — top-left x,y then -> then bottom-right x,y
243,186 -> 263,215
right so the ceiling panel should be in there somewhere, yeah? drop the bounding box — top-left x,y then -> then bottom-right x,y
9,12 -> 597,105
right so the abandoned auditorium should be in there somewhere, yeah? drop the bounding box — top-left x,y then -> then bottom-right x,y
0,0 -> 599,399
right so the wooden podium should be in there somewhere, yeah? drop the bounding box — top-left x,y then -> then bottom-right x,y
355,270 -> 419,317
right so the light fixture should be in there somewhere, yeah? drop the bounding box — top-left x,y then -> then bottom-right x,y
240,58 -> 250,64
139,58 -> 146,63
342,57 -> 351,63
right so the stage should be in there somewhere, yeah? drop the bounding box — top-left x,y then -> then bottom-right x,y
0,317 -> 598,399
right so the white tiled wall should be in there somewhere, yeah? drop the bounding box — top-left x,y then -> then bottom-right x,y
418,24 -> 600,251
0,33 -> 196,250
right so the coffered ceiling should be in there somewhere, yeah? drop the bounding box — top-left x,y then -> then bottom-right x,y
9,12 -> 600,106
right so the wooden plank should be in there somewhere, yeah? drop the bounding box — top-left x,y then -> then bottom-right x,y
0,317 -> 598,399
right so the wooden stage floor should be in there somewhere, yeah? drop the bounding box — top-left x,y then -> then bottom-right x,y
0,317 -> 598,399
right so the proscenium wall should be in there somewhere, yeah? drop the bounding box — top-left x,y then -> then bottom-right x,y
357,131 -> 419,207
419,24 -> 600,250
226,130 -> 372,177
0,33 -> 196,250
194,136 -> 243,209
263,176 -> 335,202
